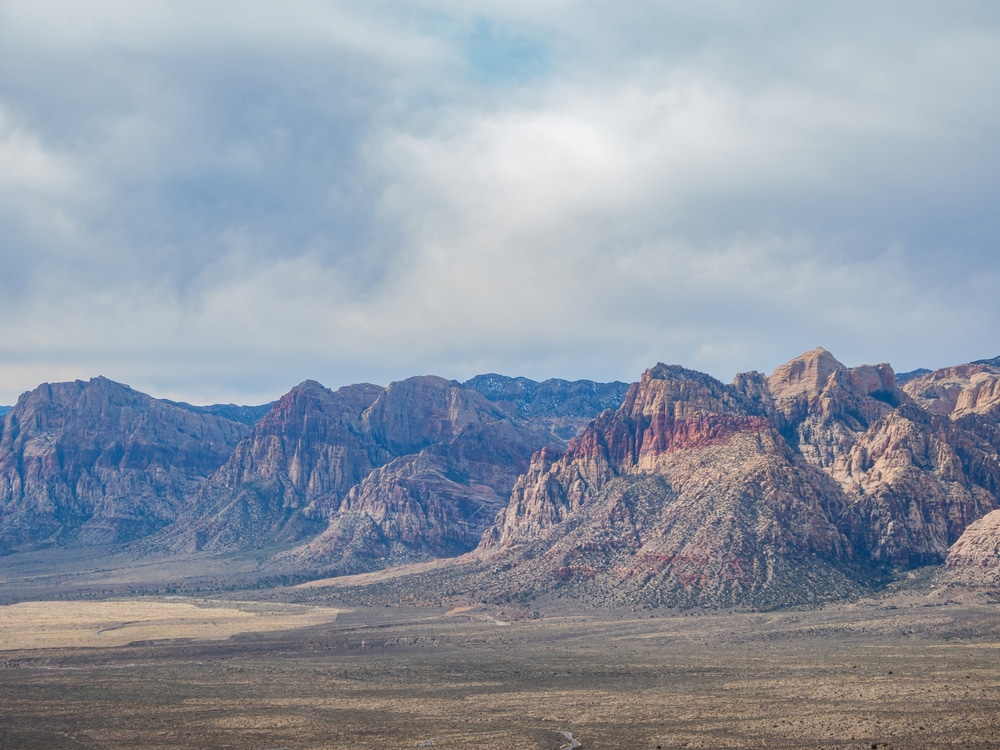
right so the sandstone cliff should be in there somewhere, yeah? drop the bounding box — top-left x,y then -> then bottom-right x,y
941,508 -> 1000,587
277,380 -> 562,573
474,349 -> 1000,606
158,379 -> 385,552
477,362 -> 860,608
164,376 -> 560,567
0,378 -> 250,551
766,349 -> 999,566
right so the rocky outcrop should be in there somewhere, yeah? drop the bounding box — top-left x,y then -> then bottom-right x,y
277,382 -> 562,573
165,376 -> 562,565
942,509 -> 1000,586
902,364 -> 1000,419
477,362 -> 860,607
159,380 -> 385,552
0,378 -> 250,551
760,349 -> 1000,566
766,347 -> 902,469
833,405 -> 1000,566
475,350 -> 1000,606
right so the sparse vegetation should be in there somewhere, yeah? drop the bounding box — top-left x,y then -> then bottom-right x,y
1,595 -> 999,749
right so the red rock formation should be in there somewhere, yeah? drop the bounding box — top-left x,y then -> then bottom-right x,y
477,362 -> 857,607
477,350 -> 1000,606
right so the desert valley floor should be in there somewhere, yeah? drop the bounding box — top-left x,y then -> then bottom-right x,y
1,578 -> 999,750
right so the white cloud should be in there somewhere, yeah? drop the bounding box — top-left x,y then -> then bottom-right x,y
1,2 -> 999,404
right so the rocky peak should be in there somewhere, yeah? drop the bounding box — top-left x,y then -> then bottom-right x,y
622,364 -> 748,420
0,377 -> 250,550
227,379 -> 386,490
362,376 -> 507,457
767,347 -> 844,404
768,348 -> 899,427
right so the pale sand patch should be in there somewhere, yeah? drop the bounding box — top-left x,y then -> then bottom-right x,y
294,557 -> 462,589
0,599 -> 343,650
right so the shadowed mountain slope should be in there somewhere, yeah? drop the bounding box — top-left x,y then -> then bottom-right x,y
0,378 -> 251,552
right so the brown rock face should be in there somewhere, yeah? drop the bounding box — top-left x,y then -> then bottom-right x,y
762,349 -> 999,566
0,378 -> 250,551
282,383 -> 562,573
903,364 -> 1000,418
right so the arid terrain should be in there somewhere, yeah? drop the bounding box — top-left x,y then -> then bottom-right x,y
1,582 -> 999,749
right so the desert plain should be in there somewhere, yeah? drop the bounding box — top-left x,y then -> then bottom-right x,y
1,578 -> 999,750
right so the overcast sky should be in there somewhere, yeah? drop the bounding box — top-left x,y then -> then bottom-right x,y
1,1 -> 998,406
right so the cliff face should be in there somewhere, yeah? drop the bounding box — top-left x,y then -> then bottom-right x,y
159,380 -> 385,552
765,350 -> 999,566
478,362 -> 857,608
165,376 -> 562,566
476,350 -> 1000,606
281,381 -> 562,573
902,364 -> 1000,419
941,508 -> 1000,587
0,378 -> 250,551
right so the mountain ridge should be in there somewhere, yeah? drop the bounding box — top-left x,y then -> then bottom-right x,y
2,355 -> 999,609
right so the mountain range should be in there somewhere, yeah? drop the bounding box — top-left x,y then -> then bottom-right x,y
1,350 -> 999,608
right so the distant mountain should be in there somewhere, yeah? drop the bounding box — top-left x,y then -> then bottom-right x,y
0,406 -> 10,418
463,374 -> 629,417
163,400 -> 275,425
463,374 -> 630,440
894,368 -> 931,385
972,355 -> 1000,368
156,376 -> 565,575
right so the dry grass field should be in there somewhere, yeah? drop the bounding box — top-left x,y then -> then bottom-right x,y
0,598 -> 343,650
1,589 -> 999,749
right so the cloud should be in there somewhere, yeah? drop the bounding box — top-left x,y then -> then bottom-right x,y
1,2 -> 999,404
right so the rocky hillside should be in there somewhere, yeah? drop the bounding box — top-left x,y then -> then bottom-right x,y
0,378 -> 252,552
941,508 -> 1000,588
471,349 -> 1000,607
158,376 -> 568,572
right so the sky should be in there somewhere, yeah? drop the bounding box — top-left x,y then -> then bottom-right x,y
1,1 -> 998,406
